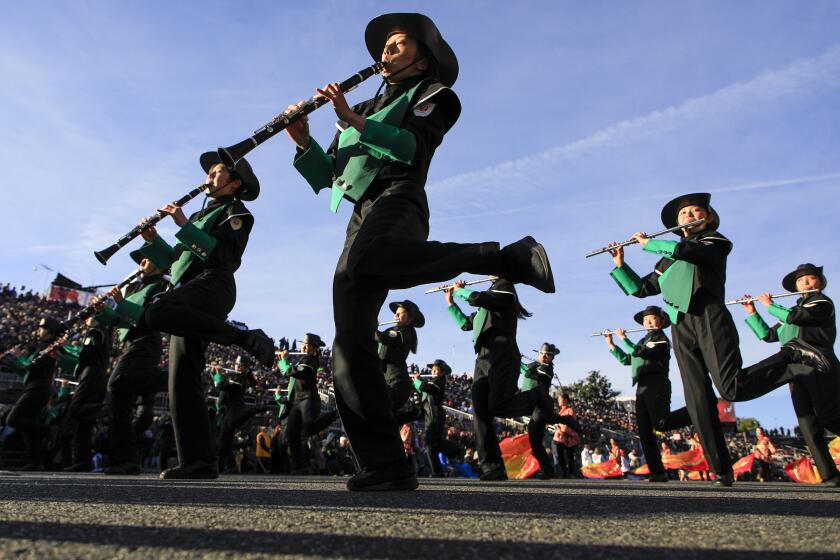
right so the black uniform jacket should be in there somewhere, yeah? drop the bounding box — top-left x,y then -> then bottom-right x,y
419,374 -> 446,423
218,370 -> 257,406
75,326 -> 112,377
524,361 -> 554,390
289,355 -> 319,400
377,325 -> 417,364
326,76 -> 460,218
122,275 -> 168,345
634,230 -> 732,309
180,196 -> 254,284
762,292 -> 837,357
460,279 -> 520,351
631,330 -> 671,380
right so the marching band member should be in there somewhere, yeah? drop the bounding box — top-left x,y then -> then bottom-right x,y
377,300 -> 423,415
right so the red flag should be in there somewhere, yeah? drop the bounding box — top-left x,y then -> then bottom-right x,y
662,447 -> 709,472
582,458 -> 622,479
500,433 -> 540,480
784,456 -> 822,484
731,454 -> 755,475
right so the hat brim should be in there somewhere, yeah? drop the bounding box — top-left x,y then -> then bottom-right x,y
533,348 -> 560,356
200,152 -> 260,201
388,300 -> 425,328
427,361 -> 452,375
782,266 -> 827,292
365,13 -> 459,87
129,249 -> 145,265
633,308 -> 671,329
661,193 -> 719,232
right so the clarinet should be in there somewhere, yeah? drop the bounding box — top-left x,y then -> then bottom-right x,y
217,62 -> 386,167
94,185 -> 209,265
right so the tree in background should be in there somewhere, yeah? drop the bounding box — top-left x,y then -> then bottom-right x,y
564,370 -> 619,407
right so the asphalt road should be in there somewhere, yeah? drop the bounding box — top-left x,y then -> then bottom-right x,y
1,474 -> 838,559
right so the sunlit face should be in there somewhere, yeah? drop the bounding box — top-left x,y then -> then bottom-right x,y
559,395 -> 568,407
140,257 -> 161,277
302,342 -> 318,356
432,365 -> 444,377
795,274 -> 823,292
394,306 -> 412,326
206,163 -> 241,198
538,351 -> 554,365
643,314 -> 663,330
677,205 -> 709,233
36,326 -> 51,341
381,32 -> 427,82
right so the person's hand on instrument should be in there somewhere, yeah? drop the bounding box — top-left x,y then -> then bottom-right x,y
608,243 -> 624,267
157,204 -> 187,227
756,293 -> 773,308
615,328 -> 627,339
740,294 -> 756,314
317,82 -> 365,132
138,219 -> 157,242
630,231 -> 650,248
284,101 -> 311,149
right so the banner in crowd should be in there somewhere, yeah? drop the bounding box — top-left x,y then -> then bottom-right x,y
784,456 -> 821,484
633,453 -> 752,478
717,400 -> 736,423
500,433 -> 540,479
47,273 -> 97,307
582,458 -> 622,479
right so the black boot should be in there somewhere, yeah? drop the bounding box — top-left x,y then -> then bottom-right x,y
238,329 -> 276,367
713,471 -> 734,487
782,340 -> 831,374
160,458 -> 219,480
346,460 -> 418,491
500,236 -> 555,293
479,462 -> 508,481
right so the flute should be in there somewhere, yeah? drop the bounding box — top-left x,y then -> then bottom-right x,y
585,219 -> 706,258
590,327 -> 651,337
378,320 -> 400,327
725,290 -> 818,306
424,277 -> 495,294
273,351 -> 307,356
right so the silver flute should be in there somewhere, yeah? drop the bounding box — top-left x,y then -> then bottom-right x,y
425,277 -> 495,294
725,290 -> 818,306
585,218 -> 706,258
590,327 -> 651,337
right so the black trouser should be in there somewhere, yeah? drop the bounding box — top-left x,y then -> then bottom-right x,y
634,375 -> 692,476
218,401 -> 261,471
146,271 -> 237,465
384,363 -> 412,415
332,196 -> 501,469
789,360 -> 840,482
6,380 -> 51,466
527,391 -> 579,474
671,297 -> 799,474
107,339 -> 166,465
471,335 -> 543,466
425,416 -> 446,475
62,367 -> 107,466
284,395 -> 321,470
557,445 -> 577,478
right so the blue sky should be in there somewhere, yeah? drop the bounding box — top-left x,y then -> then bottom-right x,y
2,1 -> 839,430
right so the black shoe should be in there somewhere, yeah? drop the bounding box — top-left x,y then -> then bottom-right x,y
647,473 -> 669,483
104,462 -> 141,475
536,469 -> 553,480
500,236 -> 555,293
63,462 -> 91,473
239,329 -> 276,367
479,462 -> 509,481
713,472 -> 734,487
821,477 -> 840,488
160,459 -> 219,480
783,340 -> 831,374
346,460 -> 418,491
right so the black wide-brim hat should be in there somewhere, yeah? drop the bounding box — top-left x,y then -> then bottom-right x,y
365,13 -> 459,88
427,359 -> 452,375
199,152 -> 260,201
661,192 -> 719,232
388,300 -> 425,328
782,263 -> 827,292
38,316 -> 64,334
634,305 -> 671,328
129,249 -> 145,265
534,343 -> 560,356
301,333 -> 326,348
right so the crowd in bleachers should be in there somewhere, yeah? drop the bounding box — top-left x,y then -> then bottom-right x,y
0,284 -> 818,480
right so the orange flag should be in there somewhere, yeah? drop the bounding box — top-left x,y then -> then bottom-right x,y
784,456 -> 822,484
661,447 -> 709,472
731,454 -> 755,475
500,433 -> 541,479
633,464 -> 650,476
582,458 -> 622,479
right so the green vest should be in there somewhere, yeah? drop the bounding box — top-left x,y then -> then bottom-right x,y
116,282 -> 159,342
170,204 -> 229,285
658,260 -> 695,324
471,308 -> 489,347
520,362 -> 538,391
777,322 -> 800,345
329,80 -> 428,212
630,355 -> 646,386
